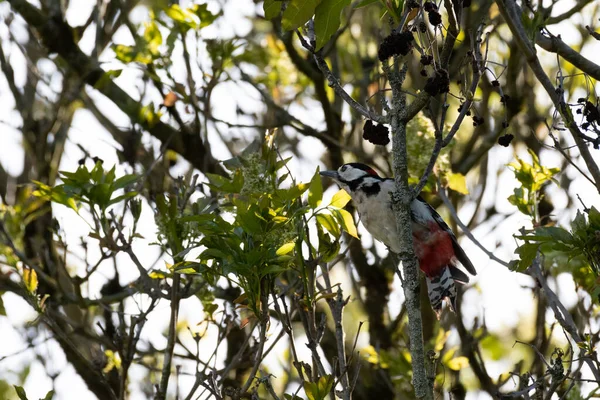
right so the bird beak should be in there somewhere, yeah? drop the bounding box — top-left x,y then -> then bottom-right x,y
319,170 -> 339,180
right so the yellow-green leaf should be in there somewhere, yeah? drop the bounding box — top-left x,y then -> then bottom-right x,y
149,270 -> 167,279
447,172 -> 468,195
23,268 -> 38,294
308,168 -> 323,208
446,356 -> 469,371
329,189 -> 351,208
335,209 -> 358,238
103,349 -> 122,373
316,213 -> 341,238
276,242 -> 296,256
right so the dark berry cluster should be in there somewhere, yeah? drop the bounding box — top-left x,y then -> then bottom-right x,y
424,2 -> 442,26
420,54 -> 434,66
363,120 -> 390,146
498,133 -> 514,147
424,69 -> 449,96
472,116 -> 484,126
500,94 -> 511,105
457,103 -> 471,116
378,31 -> 414,61
577,98 -> 600,130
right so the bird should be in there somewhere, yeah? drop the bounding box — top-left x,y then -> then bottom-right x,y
320,162 -> 476,317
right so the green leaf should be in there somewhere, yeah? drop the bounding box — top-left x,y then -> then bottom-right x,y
93,69 -> 122,90
191,3 -> 220,29
447,172 -> 468,195
537,227 -> 573,243
165,4 -> 198,30
446,356 -> 469,371
588,206 -> 600,226
314,0 -> 351,50
172,261 -> 206,274
353,0 -> 380,8
329,189 -> 351,208
263,0 -> 283,19
203,302 -> 218,317
284,394 -> 303,400
280,182 -> 310,201
308,169 -> 323,208
317,229 -> 340,262
276,242 -> 296,256
107,191 -> 138,206
304,375 -> 334,400
113,174 -> 139,190
41,391 -> 55,400
138,103 -> 162,128
14,386 -> 28,400
333,209 -> 358,238
281,0 -> 321,31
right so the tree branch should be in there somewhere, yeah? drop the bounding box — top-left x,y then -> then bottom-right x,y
387,60 -> 433,400
536,31 -> 600,81
6,0 -> 225,176
495,0 -> 600,193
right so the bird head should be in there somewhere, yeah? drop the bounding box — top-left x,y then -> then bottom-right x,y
320,163 -> 382,194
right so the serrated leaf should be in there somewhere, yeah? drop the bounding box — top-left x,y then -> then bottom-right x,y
276,242 -> 296,256
281,0 -> 321,31
308,169 -> 323,208
447,172 -> 468,195
446,356 -> 469,371
329,189 -> 351,208
514,243 -> 539,272
263,0 -> 282,19
314,0 -> 351,50
334,208 -> 358,238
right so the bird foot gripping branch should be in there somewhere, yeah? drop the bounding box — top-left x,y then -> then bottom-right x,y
320,163 -> 476,318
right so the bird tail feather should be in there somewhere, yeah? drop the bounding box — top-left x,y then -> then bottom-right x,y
426,266 -> 458,319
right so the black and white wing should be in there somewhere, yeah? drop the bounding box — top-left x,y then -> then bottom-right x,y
415,196 -> 477,277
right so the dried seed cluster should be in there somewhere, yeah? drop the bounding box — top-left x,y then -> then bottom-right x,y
363,120 -> 390,145
378,31 -> 414,61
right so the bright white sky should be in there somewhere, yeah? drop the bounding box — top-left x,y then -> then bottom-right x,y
0,0 -> 599,399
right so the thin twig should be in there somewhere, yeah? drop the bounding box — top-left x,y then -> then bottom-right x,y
437,183 -> 511,268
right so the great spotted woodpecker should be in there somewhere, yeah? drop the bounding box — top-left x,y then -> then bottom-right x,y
320,163 -> 476,317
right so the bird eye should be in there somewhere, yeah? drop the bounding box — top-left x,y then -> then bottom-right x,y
340,165 -> 347,172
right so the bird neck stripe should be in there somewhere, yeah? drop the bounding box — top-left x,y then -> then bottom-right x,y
341,175 -> 384,192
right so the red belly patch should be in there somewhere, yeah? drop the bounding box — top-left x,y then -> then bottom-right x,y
413,222 -> 455,277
